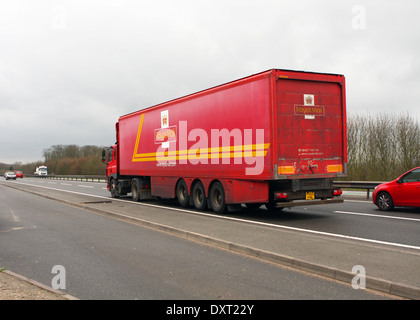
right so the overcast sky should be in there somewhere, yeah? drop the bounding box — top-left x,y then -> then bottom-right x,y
1,0 -> 419,163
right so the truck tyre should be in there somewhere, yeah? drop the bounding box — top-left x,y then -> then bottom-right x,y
376,192 -> 394,211
131,178 -> 141,202
192,181 -> 207,210
176,179 -> 189,207
209,182 -> 227,214
110,178 -> 120,198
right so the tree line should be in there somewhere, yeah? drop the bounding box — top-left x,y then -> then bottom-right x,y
347,112 -> 420,181
2,112 -> 420,180
42,145 -> 106,175
1,145 -> 106,176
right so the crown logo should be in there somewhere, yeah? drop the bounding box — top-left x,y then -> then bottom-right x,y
304,94 -> 314,106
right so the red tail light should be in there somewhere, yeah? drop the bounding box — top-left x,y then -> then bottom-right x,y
275,192 -> 288,199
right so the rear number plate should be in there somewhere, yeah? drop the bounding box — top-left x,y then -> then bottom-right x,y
306,192 -> 315,200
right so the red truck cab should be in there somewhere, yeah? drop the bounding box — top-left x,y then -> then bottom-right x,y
102,144 -> 118,194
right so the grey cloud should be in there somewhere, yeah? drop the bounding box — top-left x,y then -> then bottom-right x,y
0,0 -> 419,163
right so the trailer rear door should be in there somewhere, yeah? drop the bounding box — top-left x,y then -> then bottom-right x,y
275,76 -> 346,178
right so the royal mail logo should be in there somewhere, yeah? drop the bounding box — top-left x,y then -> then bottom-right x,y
294,105 -> 325,116
155,126 -> 177,144
304,94 -> 314,106
295,94 -> 324,117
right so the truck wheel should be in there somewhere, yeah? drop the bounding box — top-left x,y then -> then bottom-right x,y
192,181 -> 207,210
131,178 -> 141,202
176,179 -> 189,207
209,182 -> 227,214
376,192 -> 394,211
110,179 -> 120,198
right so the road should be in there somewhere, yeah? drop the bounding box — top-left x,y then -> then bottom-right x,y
1,178 -> 419,301
8,177 -> 420,248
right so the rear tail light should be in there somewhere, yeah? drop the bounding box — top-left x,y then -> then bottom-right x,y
275,192 -> 288,199
333,189 -> 342,196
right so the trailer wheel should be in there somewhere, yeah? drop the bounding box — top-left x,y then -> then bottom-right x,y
131,178 -> 141,202
176,179 -> 189,207
192,181 -> 207,210
209,182 -> 227,214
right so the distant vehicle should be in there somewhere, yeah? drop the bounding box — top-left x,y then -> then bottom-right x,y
15,171 -> 23,178
373,167 -> 420,211
4,171 -> 16,180
34,166 -> 48,176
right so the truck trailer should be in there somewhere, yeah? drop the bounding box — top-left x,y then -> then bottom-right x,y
102,69 -> 347,213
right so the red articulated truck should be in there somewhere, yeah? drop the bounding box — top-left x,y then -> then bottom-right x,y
102,69 -> 347,213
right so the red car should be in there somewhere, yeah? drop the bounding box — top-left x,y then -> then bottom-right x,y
15,171 -> 23,178
373,167 -> 420,211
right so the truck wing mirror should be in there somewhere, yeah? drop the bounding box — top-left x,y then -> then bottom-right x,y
101,148 -> 107,163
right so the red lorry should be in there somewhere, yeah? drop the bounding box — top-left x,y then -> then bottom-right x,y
102,69 -> 346,213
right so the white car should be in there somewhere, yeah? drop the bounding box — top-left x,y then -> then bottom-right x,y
4,172 -> 16,180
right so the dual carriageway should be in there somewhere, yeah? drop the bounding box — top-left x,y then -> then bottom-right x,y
0,177 -> 419,300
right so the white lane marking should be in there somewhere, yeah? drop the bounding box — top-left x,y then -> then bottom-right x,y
77,185 -> 94,188
335,211 -> 420,222
344,199 -> 371,204
7,180 -> 420,251
60,183 -> 72,186
1,203 -> 20,222
0,226 -> 37,233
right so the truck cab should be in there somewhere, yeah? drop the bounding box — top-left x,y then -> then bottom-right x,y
102,145 -> 119,193
35,166 -> 48,176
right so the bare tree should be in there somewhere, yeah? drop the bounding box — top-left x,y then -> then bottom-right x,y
395,112 -> 420,173
347,112 -> 420,181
